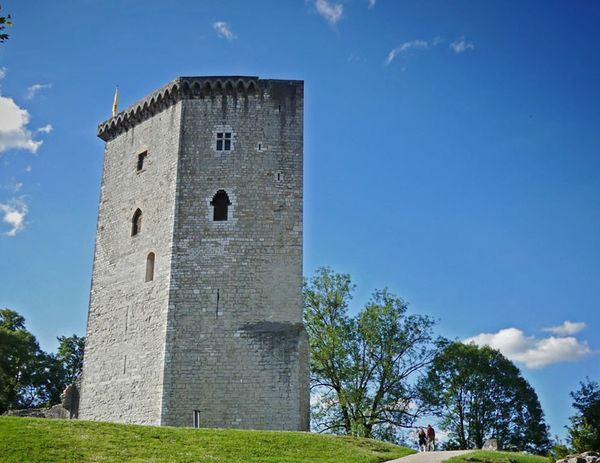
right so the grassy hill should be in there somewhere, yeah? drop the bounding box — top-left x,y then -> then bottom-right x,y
445,450 -> 549,463
0,416 -> 415,463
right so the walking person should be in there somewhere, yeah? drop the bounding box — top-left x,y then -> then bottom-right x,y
418,428 -> 427,452
426,424 -> 436,451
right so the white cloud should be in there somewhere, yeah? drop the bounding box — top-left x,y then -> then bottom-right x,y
385,39 -> 430,65
212,21 -> 236,41
368,0 -> 376,8
0,67 -> 6,79
543,320 -> 587,336
314,0 -> 343,25
0,94 -> 44,154
26,83 -> 52,100
25,165 -> 31,172
464,327 -> 594,369
37,124 -> 53,134
450,36 -> 474,54
0,199 -> 28,236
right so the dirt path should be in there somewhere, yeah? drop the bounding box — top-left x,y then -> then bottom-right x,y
385,450 -> 474,463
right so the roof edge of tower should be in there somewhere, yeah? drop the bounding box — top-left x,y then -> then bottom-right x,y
98,76 -> 302,142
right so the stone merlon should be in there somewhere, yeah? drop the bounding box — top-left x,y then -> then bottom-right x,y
97,76 -> 303,142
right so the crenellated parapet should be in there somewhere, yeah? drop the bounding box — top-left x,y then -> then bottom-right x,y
97,76 -> 264,141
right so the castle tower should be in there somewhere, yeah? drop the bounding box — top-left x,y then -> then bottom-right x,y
79,76 -> 309,430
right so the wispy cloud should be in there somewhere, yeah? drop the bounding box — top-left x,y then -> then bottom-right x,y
0,67 -> 6,79
450,36 -> 474,54
0,181 -> 23,193
0,198 -> 28,236
543,320 -> 587,336
464,325 -> 594,369
385,39 -> 430,66
37,124 -> 53,134
368,0 -> 376,8
212,21 -> 236,41
314,0 -> 343,25
26,83 -> 52,100
0,94 -> 46,154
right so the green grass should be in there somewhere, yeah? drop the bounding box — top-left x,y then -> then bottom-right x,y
0,416 -> 415,463
445,450 -> 549,463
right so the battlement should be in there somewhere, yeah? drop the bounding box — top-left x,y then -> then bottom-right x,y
97,76 -> 303,141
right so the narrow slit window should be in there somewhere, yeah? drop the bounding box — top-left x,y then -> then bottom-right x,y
131,209 -> 142,236
193,410 -> 201,428
137,151 -> 147,171
145,252 -> 155,282
216,132 -> 232,151
211,190 -> 232,221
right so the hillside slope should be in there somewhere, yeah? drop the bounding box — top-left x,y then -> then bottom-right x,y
0,416 -> 415,463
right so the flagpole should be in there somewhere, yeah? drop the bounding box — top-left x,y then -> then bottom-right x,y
112,86 -> 119,117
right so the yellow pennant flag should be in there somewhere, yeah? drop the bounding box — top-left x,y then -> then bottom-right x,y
112,87 -> 118,116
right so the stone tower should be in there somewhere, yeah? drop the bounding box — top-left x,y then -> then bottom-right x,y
79,76 -> 309,430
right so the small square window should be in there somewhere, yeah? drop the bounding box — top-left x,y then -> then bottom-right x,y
216,132 -> 232,151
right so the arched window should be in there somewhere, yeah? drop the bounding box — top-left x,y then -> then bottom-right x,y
210,190 -> 231,221
145,252 -> 155,282
132,209 -> 142,236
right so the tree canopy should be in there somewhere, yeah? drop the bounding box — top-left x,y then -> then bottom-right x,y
568,378 -> 600,452
0,308 -> 84,413
418,341 -> 550,454
304,267 -> 440,441
56,334 -> 85,385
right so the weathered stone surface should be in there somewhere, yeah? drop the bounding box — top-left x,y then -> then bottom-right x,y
568,457 -> 587,463
482,438 -> 501,450
4,408 -> 48,418
557,453 -> 599,463
3,380 -> 80,419
79,77 -> 309,431
60,377 -> 80,419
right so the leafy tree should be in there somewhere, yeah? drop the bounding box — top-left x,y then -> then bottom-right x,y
304,267 -> 440,441
56,334 -> 85,384
0,5 -> 12,43
419,341 -> 550,454
0,309 -> 83,412
0,308 -> 45,412
567,379 -> 600,452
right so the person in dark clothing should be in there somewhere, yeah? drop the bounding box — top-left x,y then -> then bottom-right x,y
426,424 -> 436,451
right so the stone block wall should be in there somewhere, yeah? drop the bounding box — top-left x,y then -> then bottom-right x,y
81,77 -> 309,431
161,80 -> 308,430
79,103 -> 182,425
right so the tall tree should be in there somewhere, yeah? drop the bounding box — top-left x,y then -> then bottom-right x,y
0,309 -> 80,412
0,308 -> 45,412
567,379 -> 600,452
304,267 -> 440,441
419,342 -> 550,454
56,334 -> 85,384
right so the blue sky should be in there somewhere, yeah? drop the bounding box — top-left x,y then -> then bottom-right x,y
1,0 -> 598,441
